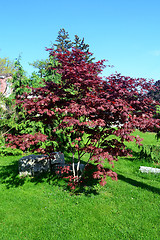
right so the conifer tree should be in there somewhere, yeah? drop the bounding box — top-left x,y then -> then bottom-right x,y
73,35 -> 95,62
53,29 -> 94,61
53,28 -> 72,52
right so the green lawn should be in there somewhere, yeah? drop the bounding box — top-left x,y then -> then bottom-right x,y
0,131 -> 160,240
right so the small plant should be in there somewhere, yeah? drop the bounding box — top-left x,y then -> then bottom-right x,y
139,145 -> 160,164
0,146 -> 23,156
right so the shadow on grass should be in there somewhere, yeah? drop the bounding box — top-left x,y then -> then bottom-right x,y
0,159 -> 100,196
0,161 -> 25,189
30,162 -> 100,196
1,156 -> 160,196
1,158 -> 160,196
118,173 -> 160,195
124,148 -> 142,162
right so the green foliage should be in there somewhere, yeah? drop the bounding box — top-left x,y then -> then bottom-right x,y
0,57 -> 15,75
0,146 -> 23,156
29,71 -> 45,88
139,145 -> 160,164
17,120 -> 44,134
11,58 -> 31,97
45,56 -> 61,83
156,104 -> 160,113
30,55 -> 61,84
0,95 -> 17,137
0,149 -> 160,239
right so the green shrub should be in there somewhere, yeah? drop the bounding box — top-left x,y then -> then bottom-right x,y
0,146 -> 23,156
139,145 -> 160,164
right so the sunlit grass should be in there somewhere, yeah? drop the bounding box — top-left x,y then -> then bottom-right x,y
0,131 -> 160,240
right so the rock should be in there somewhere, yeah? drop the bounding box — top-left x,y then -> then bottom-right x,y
18,152 -> 86,177
19,152 -> 65,177
19,154 -> 48,177
49,152 -> 65,165
139,166 -> 160,174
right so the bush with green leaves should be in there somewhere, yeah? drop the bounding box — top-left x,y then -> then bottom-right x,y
139,145 -> 160,164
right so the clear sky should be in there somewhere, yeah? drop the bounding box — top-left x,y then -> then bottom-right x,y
1,0 -> 160,81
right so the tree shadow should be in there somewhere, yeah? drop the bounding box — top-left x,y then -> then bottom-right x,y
0,158 -> 100,195
1,156 -> 159,196
118,173 -> 160,195
123,147 -> 142,161
30,160 -> 100,196
0,160 -> 25,189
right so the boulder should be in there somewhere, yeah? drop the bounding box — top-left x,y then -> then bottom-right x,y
18,152 -> 85,177
49,152 -> 65,165
19,152 -> 65,177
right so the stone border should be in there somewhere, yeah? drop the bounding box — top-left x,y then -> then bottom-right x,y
139,166 -> 160,174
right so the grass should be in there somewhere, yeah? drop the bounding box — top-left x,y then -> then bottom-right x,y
0,131 -> 160,240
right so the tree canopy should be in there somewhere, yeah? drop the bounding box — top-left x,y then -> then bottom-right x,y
6,47 -> 160,189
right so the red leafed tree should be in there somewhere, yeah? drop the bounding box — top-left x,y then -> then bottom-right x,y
6,48 -> 160,188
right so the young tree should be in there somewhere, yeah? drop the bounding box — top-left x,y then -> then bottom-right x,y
6,48 -> 160,189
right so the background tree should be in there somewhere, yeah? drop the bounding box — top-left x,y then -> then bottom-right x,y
147,80 -> 160,102
29,28 -> 95,89
53,28 -> 72,53
30,55 -> 61,84
11,58 -> 31,97
30,59 -> 49,78
53,28 -> 95,62
0,58 -> 47,155
0,57 -> 15,75
73,35 -> 95,62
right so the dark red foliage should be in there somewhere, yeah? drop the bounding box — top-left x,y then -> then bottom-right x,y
7,48 -> 160,188
5,132 -> 47,153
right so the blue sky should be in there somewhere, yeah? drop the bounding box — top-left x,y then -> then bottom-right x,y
1,0 -> 160,81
